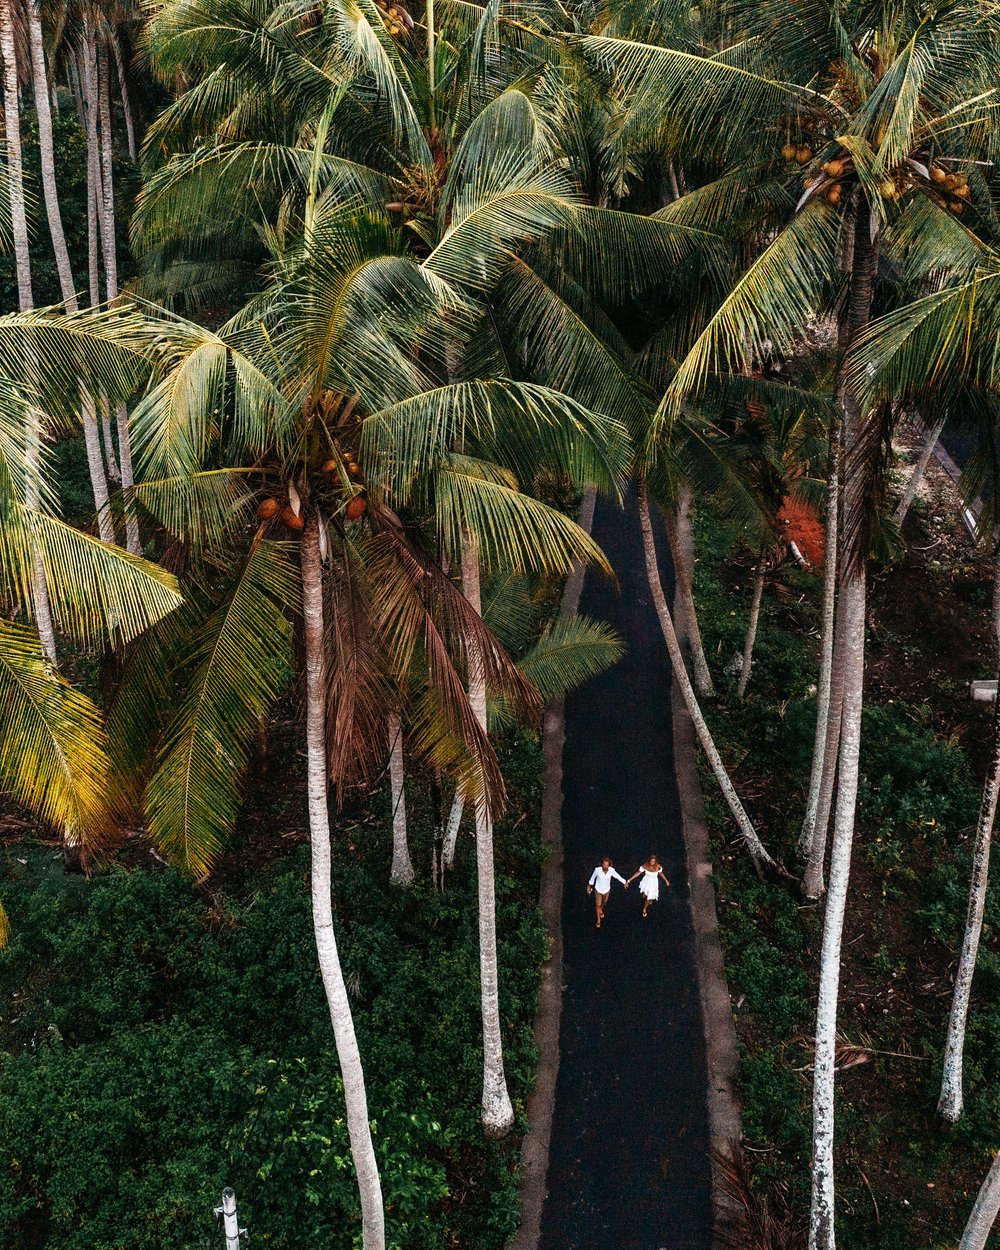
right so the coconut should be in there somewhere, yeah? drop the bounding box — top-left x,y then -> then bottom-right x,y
826,183 -> 842,205
929,164 -> 948,184
943,174 -> 958,191
950,200 -> 964,215
321,458 -> 338,474
879,179 -> 897,199
821,159 -> 846,178
256,497 -> 281,519
346,496 -> 368,521
954,184 -> 972,200
795,145 -> 812,163
281,506 -> 305,531
347,462 -> 364,480
781,142 -> 797,162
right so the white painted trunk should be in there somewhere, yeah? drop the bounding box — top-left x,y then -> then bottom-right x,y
808,572 -> 866,1250
460,528 -> 515,1137
894,413 -> 945,527
799,419 -> 841,859
96,42 -> 118,299
959,1150 -> 1000,1250
29,8 -> 114,544
802,586 -> 850,899
443,789 -> 465,870
1,1 -> 56,663
301,518 -> 385,1250
735,559 -> 766,700
937,663 -> 1000,1124
665,485 -> 715,698
387,711 -> 413,886
638,486 -> 775,873
81,39 -> 101,309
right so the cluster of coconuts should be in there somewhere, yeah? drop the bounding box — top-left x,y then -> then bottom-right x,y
928,164 -> 971,215
321,450 -> 368,521
376,0 -> 413,37
255,452 -> 368,531
781,141 -> 813,164
256,495 -> 305,532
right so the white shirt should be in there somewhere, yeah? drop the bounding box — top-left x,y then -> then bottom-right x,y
589,865 -> 627,892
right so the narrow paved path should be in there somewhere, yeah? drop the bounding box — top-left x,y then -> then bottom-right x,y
537,494 -> 712,1250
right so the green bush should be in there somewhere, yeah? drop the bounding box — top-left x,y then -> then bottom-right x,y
0,735 -> 545,1250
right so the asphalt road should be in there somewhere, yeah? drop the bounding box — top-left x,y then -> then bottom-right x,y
537,493 -> 713,1250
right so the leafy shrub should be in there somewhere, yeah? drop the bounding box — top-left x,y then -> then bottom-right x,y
0,734 -> 546,1249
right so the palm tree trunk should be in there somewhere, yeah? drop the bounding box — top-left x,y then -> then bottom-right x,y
28,5 -> 114,545
937,548 -> 1000,1125
802,585 -> 850,898
808,196 -> 878,1250
110,32 -> 137,161
301,516 -> 385,1250
959,1150 -> 1000,1250
664,484 -> 715,698
895,412 -> 945,527
1,0 -> 56,664
638,484 -> 775,873
736,555 -> 767,699
799,410 -> 842,860
95,40 -> 140,553
443,789 -> 464,870
387,710 -> 414,886
460,527 -> 515,1137
937,669 -> 1000,1125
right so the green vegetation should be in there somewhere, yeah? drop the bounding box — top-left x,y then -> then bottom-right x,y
0,733 -> 544,1249
693,509 -> 1000,1248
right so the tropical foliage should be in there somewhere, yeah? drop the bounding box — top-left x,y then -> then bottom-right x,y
5,0 -> 1000,1247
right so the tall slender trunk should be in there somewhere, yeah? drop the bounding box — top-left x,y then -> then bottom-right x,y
28,5 -> 114,544
937,550 -> 1000,1124
665,484 -> 715,698
802,585 -> 850,898
95,40 -> 140,553
959,1150 -> 1000,1250
638,485 -> 775,873
736,555 -> 767,699
387,710 -> 414,886
110,32 -> 137,161
81,39 -> 102,309
799,411 -> 842,859
460,528 -> 515,1137
1,0 -> 56,663
443,789 -> 464,870
895,412 -> 945,527
808,196 -> 878,1250
301,517 -> 385,1250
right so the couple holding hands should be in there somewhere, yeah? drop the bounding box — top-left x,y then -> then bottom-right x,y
586,855 -> 669,927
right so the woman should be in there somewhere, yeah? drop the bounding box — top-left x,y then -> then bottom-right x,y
626,856 -> 670,918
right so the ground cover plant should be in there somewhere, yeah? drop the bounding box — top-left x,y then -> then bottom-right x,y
0,729 -> 545,1250
694,440 -> 1000,1248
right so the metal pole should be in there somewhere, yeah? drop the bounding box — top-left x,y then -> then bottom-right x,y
215,1187 -> 243,1250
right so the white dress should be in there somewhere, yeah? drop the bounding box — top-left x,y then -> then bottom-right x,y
638,866 -> 661,901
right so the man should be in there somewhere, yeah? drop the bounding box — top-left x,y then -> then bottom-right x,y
587,857 -> 627,929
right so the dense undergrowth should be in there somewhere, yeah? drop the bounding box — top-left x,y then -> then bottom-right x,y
0,732 -> 545,1250
694,504 -> 1000,1249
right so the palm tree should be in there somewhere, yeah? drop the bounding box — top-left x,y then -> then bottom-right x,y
958,1149 -> 1000,1250
579,4 -> 1000,1244
0,301 -> 182,940
26,0 -> 115,544
849,265 -> 1000,1129
1,0 -> 58,660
